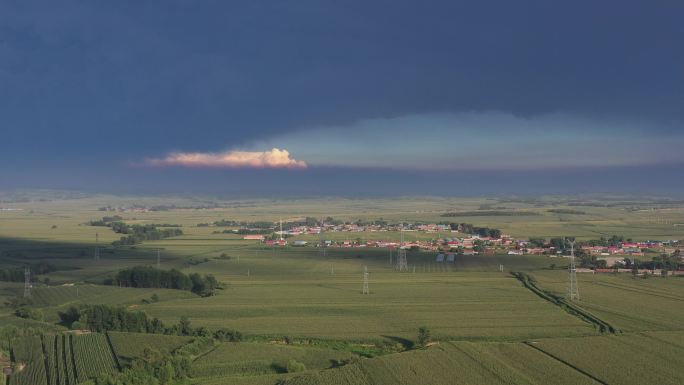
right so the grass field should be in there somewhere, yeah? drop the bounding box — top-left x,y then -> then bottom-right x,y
107,331 -> 193,366
530,270 -> 684,332
531,332 -> 684,385
283,341 -> 604,385
192,342 -> 353,383
283,335 -> 684,385
1,193 -> 683,384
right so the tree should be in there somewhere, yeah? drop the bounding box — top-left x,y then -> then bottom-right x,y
59,306 -> 81,327
549,238 -> 565,251
417,326 -> 431,347
287,359 -> 306,373
178,316 -> 192,336
158,361 -> 175,385
529,238 -> 546,248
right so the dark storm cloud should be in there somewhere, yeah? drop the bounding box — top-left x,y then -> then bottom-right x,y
0,1 -> 682,193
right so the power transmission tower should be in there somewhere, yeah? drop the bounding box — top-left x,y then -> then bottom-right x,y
389,247 -> 393,265
499,264 -> 503,272
94,232 -> 100,261
362,266 -> 369,294
319,218 -> 327,257
567,238 -> 579,301
397,225 -> 408,271
156,249 -> 161,269
23,267 -> 31,298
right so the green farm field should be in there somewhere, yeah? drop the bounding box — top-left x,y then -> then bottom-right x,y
1,193 -> 683,384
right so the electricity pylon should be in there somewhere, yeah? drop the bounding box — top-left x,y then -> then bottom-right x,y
567,238 -> 579,301
397,225 -> 408,271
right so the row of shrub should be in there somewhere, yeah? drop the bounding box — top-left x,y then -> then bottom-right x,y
107,266 -> 218,297
58,305 -> 242,342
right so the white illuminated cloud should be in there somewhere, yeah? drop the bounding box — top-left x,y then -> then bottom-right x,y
144,148 -> 307,169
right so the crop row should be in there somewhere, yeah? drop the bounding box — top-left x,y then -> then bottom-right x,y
71,333 -> 119,381
10,333 -> 120,385
9,336 -> 48,385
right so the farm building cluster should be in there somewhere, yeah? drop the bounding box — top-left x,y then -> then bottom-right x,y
235,222 -> 682,266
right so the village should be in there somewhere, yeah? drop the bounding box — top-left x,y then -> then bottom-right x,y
234,221 -> 683,272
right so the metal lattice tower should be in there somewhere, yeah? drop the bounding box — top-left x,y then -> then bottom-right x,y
362,266 -> 369,294
567,238 -> 579,301
397,225 -> 408,271
319,219 -> 327,257
23,267 -> 31,298
94,232 -> 100,261
156,249 -> 161,269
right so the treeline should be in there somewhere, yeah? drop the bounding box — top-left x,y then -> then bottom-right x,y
90,216 -> 183,246
59,304 -> 242,341
94,346 -> 191,385
110,266 -> 218,297
112,226 -> 183,246
547,209 -> 587,215
212,228 -> 272,235
582,235 -> 630,247
528,237 -> 568,249
212,217 -> 326,229
441,210 -> 540,217
89,215 -> 123,225
447,223 -> 502,238
0,262 -> 60,282
527,235 -> 633,249
213,219 -> 273,228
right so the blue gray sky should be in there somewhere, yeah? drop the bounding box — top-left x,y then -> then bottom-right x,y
1,1 -> 683,195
